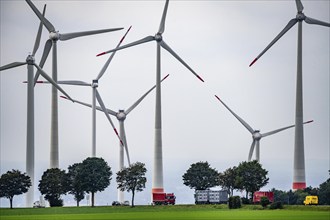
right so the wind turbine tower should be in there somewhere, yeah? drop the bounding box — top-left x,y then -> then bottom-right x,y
25,0 -> 123,168
249,0 -> 329,190
97,0 -> 204,196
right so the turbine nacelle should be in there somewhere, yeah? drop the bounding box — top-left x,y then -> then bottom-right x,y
116,110 -> 126,121
26,55 -> 35,64
155,33 -> 163,42
49,31 -> 60,41
296,12 -> 306,21
252,131 -> 262,140
92,79 -> 98,88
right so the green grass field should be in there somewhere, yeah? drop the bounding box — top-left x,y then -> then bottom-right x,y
1,205 -> 329,220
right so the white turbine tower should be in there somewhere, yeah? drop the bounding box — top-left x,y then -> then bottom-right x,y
25,0 -> 123,168
36,27 -> 131,157
97,0 -> 204,195
0,5 -> 73,207
61,74 -> 169,203
215,95 -> 313,162
249,0 -> 329,190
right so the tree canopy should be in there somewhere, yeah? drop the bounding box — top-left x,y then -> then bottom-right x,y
0,170 -> 31,209
182,161 -> 219,190
116,162 -> 147,207
38,168 -> 69,207
79,157 -> 112,207
235,160 -> 269,198
67,163 -> 85,207
218,166 -> 239,196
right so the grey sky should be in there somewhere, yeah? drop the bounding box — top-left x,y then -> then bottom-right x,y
0,0 -> 329,206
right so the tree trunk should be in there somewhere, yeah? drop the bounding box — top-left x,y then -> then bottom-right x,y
131,190 -> 135,207
91,192 -> 95,207
9,197 -> 13,209
77,200 -> 79,207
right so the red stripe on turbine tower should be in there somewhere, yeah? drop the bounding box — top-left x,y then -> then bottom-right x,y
293,182 -> 306,190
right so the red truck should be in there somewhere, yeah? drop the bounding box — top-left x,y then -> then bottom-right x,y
152,192 -> 176,205
253,191 -> 274,203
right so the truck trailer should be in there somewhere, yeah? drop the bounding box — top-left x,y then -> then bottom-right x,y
195,190 -> 228,204
152,192 -> 176,205
253,191 -> 274,203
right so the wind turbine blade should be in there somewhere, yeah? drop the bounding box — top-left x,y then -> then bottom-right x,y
158,0 -> 169,34
96,26 -> 132,80
26,0 -> 55,32
159,40 -> 204,82
305,16 -> 330,27
59,28 -> 123,41
32,4 -> 46,56
96,36 -> 155,56
249,18 -> 298,67
125,74 -> 169,115
295,0 -> 304,13
36,80 -> 91,86
57,80 -> 91,86
61,95 -> 117,116
34,39 -> 52,85
0,62 -> 27,71
33,64 -> 73,101
214,95 -> 255,134
261,120 -> 314,138
95,89 -> 124,146
120,121 -> 131,166
248,140 -> 256,162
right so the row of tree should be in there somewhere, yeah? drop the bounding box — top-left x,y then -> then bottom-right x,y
182,160 -> 330,205
182,160 -> 269,199
272,182 -> 330,205
0,157 -> 147,208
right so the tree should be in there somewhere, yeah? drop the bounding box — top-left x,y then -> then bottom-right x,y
219,166 -> 238,196
38,168 -> 69,207
0,170 -> 31,209
318,178 -> 330,205
67,163 -> 85,207
235,160 -> 269,199
182,161 -> 219,190
79,157 -> 112,207
116,162 -> 147,207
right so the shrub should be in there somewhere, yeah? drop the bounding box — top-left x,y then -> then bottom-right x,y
260,196 -> 270,208
49,198 -> 63,207
241,197 -> 251,204
228,196 -> 241,209
269,201 -> 283,209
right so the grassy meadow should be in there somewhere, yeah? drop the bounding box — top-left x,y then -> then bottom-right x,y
1,205 -> 329,220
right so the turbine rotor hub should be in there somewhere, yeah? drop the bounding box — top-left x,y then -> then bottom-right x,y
253,131 -> 262,140
155,33 -> 163,42
117,110 -> 126,121
296,12 -> 306,21
26,54 -> 35,64
49,31 -> 60,41
92,79 -> 98,88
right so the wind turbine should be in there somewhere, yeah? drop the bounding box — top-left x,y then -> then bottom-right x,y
0,4 -> 72,207
61,74 -> 169,203
249,0 -> 329,190
25,0 -> 123,168
97,0 -> 204,195
36,27 -> 131,157
215,95 -> 313,162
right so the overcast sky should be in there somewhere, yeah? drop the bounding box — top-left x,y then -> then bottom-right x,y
0,0 -> 329,206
